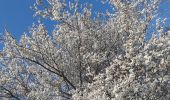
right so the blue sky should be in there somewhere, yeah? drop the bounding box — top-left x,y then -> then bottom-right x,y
0,0 -> 112,39
0,0 -> 170,40
0,0 -> 35,38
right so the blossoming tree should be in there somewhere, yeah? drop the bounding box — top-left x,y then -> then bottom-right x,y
0,0 -> 170,99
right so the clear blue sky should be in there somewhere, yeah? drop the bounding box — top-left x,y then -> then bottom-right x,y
0,0 -> 112,39
0,0 -> 35,38
0,0 -> 170,39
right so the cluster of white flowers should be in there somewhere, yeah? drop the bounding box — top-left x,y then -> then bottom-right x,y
0,0 -> 169,99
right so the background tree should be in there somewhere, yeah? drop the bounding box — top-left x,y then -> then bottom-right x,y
0,0 -> 170,100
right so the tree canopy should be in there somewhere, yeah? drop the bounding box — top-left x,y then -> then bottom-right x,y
0,0 -> 170,99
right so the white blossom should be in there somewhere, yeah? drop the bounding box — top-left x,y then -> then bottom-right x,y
0,0 -> 170,100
